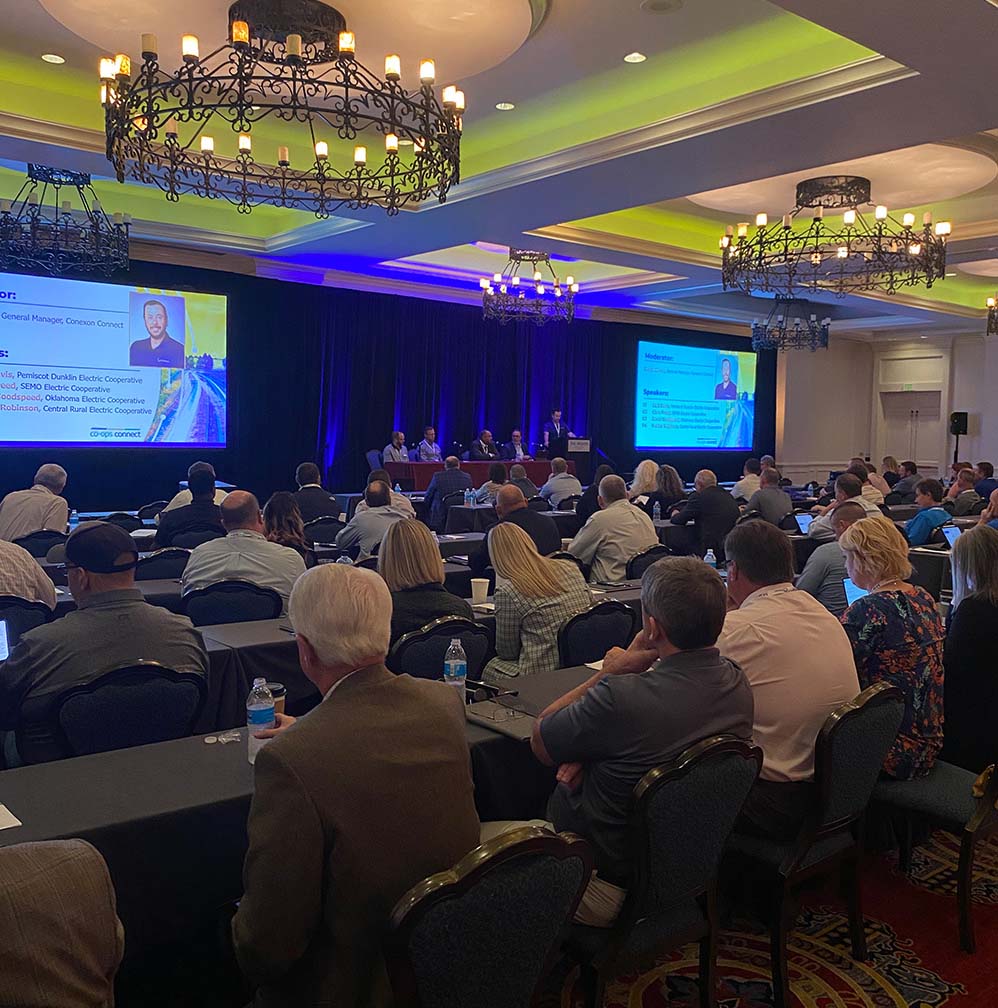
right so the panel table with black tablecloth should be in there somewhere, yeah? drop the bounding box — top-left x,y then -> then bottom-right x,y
445,503 -> 498,534
385,460 -> 573,492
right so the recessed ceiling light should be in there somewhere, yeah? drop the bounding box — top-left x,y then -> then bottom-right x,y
623,52 -> 647,64
495,101 -> 515,111
41,53 -> 65,64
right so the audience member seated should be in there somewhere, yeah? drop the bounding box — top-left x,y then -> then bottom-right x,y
0,839 -> 124,1008
0,464 -> 69,542
182,492 -> 306,613
263,492 -> 312,562
839,516 -> 944,779
576,464 -> 614,526
524,557 -> 753,926
795,501 -> 865,617
669,469 -> 740,560
469,429 -> 499,460
378,518 -> 473,643
355,469 -> 415,518
417,426 -> 442,463
847,462 -> 886,506
760,454 -> 777,472
483,523 -> 591,683
382,430 -> 408,463
568,475 -> 658,583
474,462 -> 508,503
293,462 -> 341,523
501,428 -> 533,461
719,520 -> 859,839
153,466 -> 224,548
893,460 -> 920,498
507,462 -> 539,500
160,461 -> 228,516
1,522 -> 208,765
745,467 -> 793,525
882,455 -> 901,489
470,485 -> 561,578
864,461 -> 892,497
423,456 -> 473,529
539,457 -> 584,509
904,478 -> 950,546
940,526 -> 998,773
627,458 -> 659,500
335,481 -> 407,561
945,467 -> 984,516
732,457 -> 762,502
631,463 -> 686,517
808,473 -> 882,541
980,488 -> 998,530
0,537 -> 56,609
974,461 -> 998,500
232,564 -> 480,1008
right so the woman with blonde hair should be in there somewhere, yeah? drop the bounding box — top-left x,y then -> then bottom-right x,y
881,455 -> 901,489
483,522 -> 591,682
629,459 -> 659,499
941,525 -> 998,771
633,464 -> 686,517
839,516 -> 944,779
378,519 -> 472,643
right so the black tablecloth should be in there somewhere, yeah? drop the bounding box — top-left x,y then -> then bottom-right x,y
200,640 -> 247,733
436,532 -> 486,558
652,520 -> 699,555
549,510 -> 583,539
445,504 -> 498,534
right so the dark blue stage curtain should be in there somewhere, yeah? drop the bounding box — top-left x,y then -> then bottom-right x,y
0,260 -> 775,509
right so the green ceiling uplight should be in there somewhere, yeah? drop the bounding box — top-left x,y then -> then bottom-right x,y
495,101 -> 516,111
623,52 -> 647,63
41,53 -> 65,64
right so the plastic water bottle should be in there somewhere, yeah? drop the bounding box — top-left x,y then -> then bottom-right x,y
652,501 -> 661,521
443,638 -> 467,698
464,488 -> 473,507
69,509 -> 79,530
704,548 -> 717,568
394,482 -> 402,493
246,678 -> 276,764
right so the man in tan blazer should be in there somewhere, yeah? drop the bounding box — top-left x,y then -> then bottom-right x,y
232,564 -> 480,1008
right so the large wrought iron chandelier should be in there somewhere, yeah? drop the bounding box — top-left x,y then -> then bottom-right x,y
0,165 -> 130,276
720,175 -> 951,297
751,297 -> 831,352
100,0 -> 464,218
481,249 -> 579,326
987,295 -> 998,336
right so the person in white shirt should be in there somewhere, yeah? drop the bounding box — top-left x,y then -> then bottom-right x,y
417,426 -> 442,463
732,458 -> 762,502
354,469 -> 415,519
0,539 -> 57,608
160,462 -> 229,518
846,462 -> 885,506
808,473 -> 882,542
718,519 -> 859,839
0,465 -> 69,542
383,431 -> 408,464
567,475 -> 659,583
539,458 -> 583,509
181,491 -> 306,614
335,482 -> 408,561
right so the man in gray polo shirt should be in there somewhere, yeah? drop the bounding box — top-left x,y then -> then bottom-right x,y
528,557 -> 754,926
795,501 -> 866,617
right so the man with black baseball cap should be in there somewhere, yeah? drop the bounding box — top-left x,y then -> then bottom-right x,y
0,521 -> 208,765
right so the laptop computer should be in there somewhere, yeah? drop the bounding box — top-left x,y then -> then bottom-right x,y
843,578 -> 869,606
794,513 -> 814,535
0,620 -> 8,662
942,524 -> 962,549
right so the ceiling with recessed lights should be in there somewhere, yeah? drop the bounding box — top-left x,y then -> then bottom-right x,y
1,0 -> 997,340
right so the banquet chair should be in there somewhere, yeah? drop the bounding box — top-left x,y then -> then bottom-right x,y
567,736 -> 763,1008
50,661 -> 206,758
551,551 -> 588,578
183,580 -> 282,626
526,496 -> 551,512
625,544 -> 669,580
560,494 -> 583,512
386,826 -> 592,1008
172,529 -> 226,549
725,683 -> 904,1008
557,600 -> 636,668
135,548 -> 191,580
0,595 -> 54,641
13,529 -> 67,558
366,449 -> 383,471
103,512 -> 144,533
438,490 -> 467,531
355,556 -> 380,570
303,516 -> 345,546
137,500 -> 169,520
388,616 -> 493,679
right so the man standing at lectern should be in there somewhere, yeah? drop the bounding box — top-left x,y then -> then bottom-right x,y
543,408 -> 574,458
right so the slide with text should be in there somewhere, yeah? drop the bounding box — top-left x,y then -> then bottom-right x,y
635,340 -> 756,450
0,272 -> 227,447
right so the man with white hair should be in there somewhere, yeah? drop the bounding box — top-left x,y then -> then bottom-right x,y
669,469 -> 739,561
0,464 -> 69,542
232,564 -> 480,1008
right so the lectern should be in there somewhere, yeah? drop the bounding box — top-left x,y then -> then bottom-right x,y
567,438 -> 592,484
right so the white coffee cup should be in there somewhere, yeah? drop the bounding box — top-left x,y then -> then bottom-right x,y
561,538 -> 572,551
471,578 -> 490,605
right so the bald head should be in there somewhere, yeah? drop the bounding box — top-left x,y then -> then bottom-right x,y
444,456 -> 460,470
598,474 -> 627,505
221,490 -> 263,532
694,469 -> 718,491
495,484 -> 527,518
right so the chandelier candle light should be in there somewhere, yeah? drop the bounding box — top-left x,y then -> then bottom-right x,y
987,296 -> 998,336
100,0 -> 465,217
481,249 -> 580,326
720,176 -> 951,297
0,165 -> 130,276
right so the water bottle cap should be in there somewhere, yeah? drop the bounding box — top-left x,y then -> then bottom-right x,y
450,638 -> 460,645
253,677 -> 266,686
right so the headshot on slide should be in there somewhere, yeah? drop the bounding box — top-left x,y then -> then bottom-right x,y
128,292 -> 186,369
714,355 -> 738,400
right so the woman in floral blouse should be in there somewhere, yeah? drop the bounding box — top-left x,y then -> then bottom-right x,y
838,516 -> 944,779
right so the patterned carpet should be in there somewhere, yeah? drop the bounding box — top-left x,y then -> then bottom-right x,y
540,832 -> 998,1008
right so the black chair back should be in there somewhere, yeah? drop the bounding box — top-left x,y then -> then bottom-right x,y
551,551 -> 587,577
560,494 -> 582,512
172,529 -> 225,549
526,496 -> 551,512
13,530 -> 67,558
53,661 -> 206,757
303,516 -> 345,545
441,490 -> 466,509
388,616 -> 493,679
183,580 -> 282,626
625,544 -> 669,579
103,512 -> 143,532
386,827 -> 592,1008
137,500 -> 169,520
778,512 -> 800,531
135,548 -> 191,580
557,600 -> 636,667
356,556 -> 380,570
366,449 -> 383,471
0,595 -> 54,642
